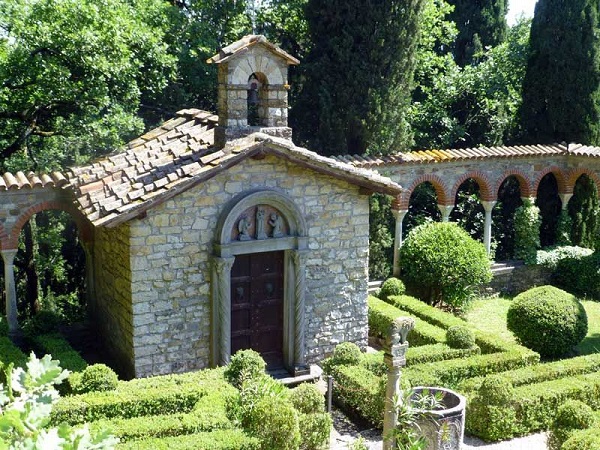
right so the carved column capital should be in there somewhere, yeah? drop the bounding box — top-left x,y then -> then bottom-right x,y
213,256 -> 235,276
0,248 -> 18,265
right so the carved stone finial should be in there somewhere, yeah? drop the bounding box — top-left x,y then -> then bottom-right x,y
389,316 -> 415,345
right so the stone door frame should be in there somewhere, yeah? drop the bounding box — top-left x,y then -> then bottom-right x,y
211,188 -> 309,375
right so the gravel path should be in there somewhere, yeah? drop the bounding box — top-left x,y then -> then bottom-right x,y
329,406 -> 548,450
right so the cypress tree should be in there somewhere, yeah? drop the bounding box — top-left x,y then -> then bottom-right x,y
447,0 -> 508,66
292,0 -> 426,156
520,0 -> 600,145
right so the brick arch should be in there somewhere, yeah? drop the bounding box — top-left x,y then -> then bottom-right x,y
397,174 -> 450,210
532,167 -> 567,195
0,223 -> 10,251
494,170 -> 533,198
7,200 -> 93,249
566,168 -> 600,195
450,171 -> 494,202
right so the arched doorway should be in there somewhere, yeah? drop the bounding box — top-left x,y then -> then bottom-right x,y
211,189 -> 309,375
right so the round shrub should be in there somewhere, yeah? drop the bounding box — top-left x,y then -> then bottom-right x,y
398,222 -> 492,308
562,428 -> 600,450
446,326 -> 476,349
290,383 -> 324,414
224,349 -> 266,389
79,364 -> 118,393
548,400 -> 595,450
477,375 -> 515,406
247,396 -> 300,450
378,277 -> 406,302
330,342 -> 362,366
507,285 -> 588,357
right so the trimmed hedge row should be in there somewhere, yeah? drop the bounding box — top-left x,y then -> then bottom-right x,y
387,294 -> 533,354
0,336 -> 28,370
90,391 -> 233,442
51,368 -> 230,425
328,364 -> 385,427
458,353 -> 600,394
368,296 -> 446,346
562,412 -> 600,450
404,350 -> 539,388
467,371 -> 600,441
117,429 -> 260,450
31,333 -> 88,373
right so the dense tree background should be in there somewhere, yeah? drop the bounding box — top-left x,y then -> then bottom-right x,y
520,0 -> 600,145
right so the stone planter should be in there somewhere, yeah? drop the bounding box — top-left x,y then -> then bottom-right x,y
411,386 -> 466,450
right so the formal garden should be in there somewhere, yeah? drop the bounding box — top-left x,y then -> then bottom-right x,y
1,218 -> 599,450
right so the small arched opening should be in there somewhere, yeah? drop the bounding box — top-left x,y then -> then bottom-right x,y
450,178 -> 485,241
536,173 -> 561,247
405,182 -> 442,238
247,72 -> 268,127
568,174 -> 599,249
492,176 -> 523,261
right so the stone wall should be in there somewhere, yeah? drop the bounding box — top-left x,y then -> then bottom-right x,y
93,225 -> 135,378
480,263 -> 553,297
123,154 -> 370,377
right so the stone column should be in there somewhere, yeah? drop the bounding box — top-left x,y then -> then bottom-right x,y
1,249 -> 19,334
559,193 -> 573,210
291,249 -> 309,375
481,200 -> 497,255
391,209 -> 408,277
438,204 -> 454,222
382,317 -> 415,450
212,256 -> 235,366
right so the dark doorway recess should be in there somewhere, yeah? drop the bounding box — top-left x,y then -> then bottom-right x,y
230,251 -> 284,368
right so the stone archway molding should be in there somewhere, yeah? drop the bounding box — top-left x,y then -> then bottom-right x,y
211,188 -> 309,376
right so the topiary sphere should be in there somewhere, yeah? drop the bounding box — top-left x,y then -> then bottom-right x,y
477,375 -> 515,406
79,364 -> 119,393
330,342 -> 362,366
379,277 -> 406,302
507,285 -> 588,357
290,383 -> 325,414
548,400 -> 595,450
446,326 -> 476,349
398,222 -> 492,308
224,349 -> 266,389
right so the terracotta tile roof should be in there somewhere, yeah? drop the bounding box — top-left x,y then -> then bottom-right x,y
332,143 -> 600,167
64,109 -> 402,227
0,171 -> 68,190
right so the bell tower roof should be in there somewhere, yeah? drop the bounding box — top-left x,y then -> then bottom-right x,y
207,34 -> 299,66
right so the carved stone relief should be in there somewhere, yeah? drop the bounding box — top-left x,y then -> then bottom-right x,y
231,205 -> 289,241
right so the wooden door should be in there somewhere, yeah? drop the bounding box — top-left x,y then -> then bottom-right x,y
230,251 -> 284,368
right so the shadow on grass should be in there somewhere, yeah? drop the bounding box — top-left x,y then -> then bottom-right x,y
576,332 -> 600,356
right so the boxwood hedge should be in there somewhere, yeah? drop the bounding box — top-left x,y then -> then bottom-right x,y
116,429 -> 260,450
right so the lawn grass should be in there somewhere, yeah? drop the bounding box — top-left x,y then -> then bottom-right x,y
465,296 -> 600,356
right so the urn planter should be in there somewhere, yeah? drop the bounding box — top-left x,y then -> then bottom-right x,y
411,386 -> 466,450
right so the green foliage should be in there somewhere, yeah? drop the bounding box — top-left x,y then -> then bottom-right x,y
0,352 -> 118,449
458,353 -> 600,393
569,174 -> 599,249
513,198 -> 540,263
520,0 -> 600,145
293,0 -> 426,155
30,333 -> 88,374
556,210 -> 573,246
398,222 -> 491,308
297,413 -> 331,450
536,245 -> 593,270
368,194 -> 394,280
492,177 -> 524,260
0,336 -> 29,381
378,277 -> 406,302
23,310 -> 62,336
0,0 -> 176,170
507,286 -> 588,357
290,383 -> 324,415
328,342 -> 362,368
548,400 -> 595,450
116,429 -> 260,450
51,368 -> 229,425
245,396 -> 300,450
445,326 -> 476,349
405,344 -> 480,367
562,426 -> 600,450
553,252 -> 600,299
78,364 -> 118,394
224,349 -> 266,389
447,0 -> 508,66
477,375 -> 515,405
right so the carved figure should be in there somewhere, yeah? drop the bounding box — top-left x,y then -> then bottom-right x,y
238,216 -> 252,241
269,212 -> 284,238
256,207 -> 267,239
